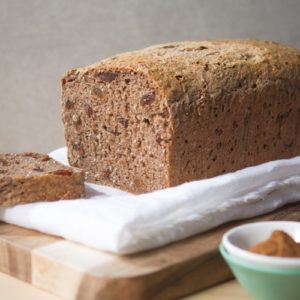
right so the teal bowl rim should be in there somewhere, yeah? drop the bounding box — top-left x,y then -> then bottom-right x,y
219,243 -> 300,275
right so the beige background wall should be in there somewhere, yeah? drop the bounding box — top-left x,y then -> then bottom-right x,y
0,0 -> 299,153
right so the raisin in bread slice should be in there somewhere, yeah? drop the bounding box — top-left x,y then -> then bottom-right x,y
0,152 -> 85,206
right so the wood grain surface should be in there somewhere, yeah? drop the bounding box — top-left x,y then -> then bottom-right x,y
0,272 -> 250,300
0,203 -> 300,300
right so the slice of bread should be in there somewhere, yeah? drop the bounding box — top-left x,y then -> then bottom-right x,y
0,152 -> 85,206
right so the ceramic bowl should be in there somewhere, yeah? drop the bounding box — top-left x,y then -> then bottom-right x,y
220,221 -> 300,300
222,221 -> 300,268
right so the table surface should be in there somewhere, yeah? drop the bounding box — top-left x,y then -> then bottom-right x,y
0,271 -> 250,300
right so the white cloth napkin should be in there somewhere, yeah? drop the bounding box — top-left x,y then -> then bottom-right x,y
1,147 -> 300,254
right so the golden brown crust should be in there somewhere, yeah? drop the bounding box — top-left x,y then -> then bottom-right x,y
63,39 -> 300,102
0,153 -> 85,206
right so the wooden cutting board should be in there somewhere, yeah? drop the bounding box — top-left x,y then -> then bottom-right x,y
0,203 -> 300,300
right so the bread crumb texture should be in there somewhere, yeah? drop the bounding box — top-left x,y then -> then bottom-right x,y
0,153 -> 85,206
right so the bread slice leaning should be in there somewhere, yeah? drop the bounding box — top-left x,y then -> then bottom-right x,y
0,152 -> 85,206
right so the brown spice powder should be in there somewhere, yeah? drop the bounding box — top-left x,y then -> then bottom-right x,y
249,230 -> 300,257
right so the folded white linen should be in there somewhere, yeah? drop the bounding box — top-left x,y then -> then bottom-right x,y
0,147 -> 300,254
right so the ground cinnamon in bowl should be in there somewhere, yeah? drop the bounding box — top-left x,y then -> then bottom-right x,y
249,230 -> 300,257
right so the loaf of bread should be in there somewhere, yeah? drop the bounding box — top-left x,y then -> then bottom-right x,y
0,153 -> 85,206
61,39 -> 300,193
